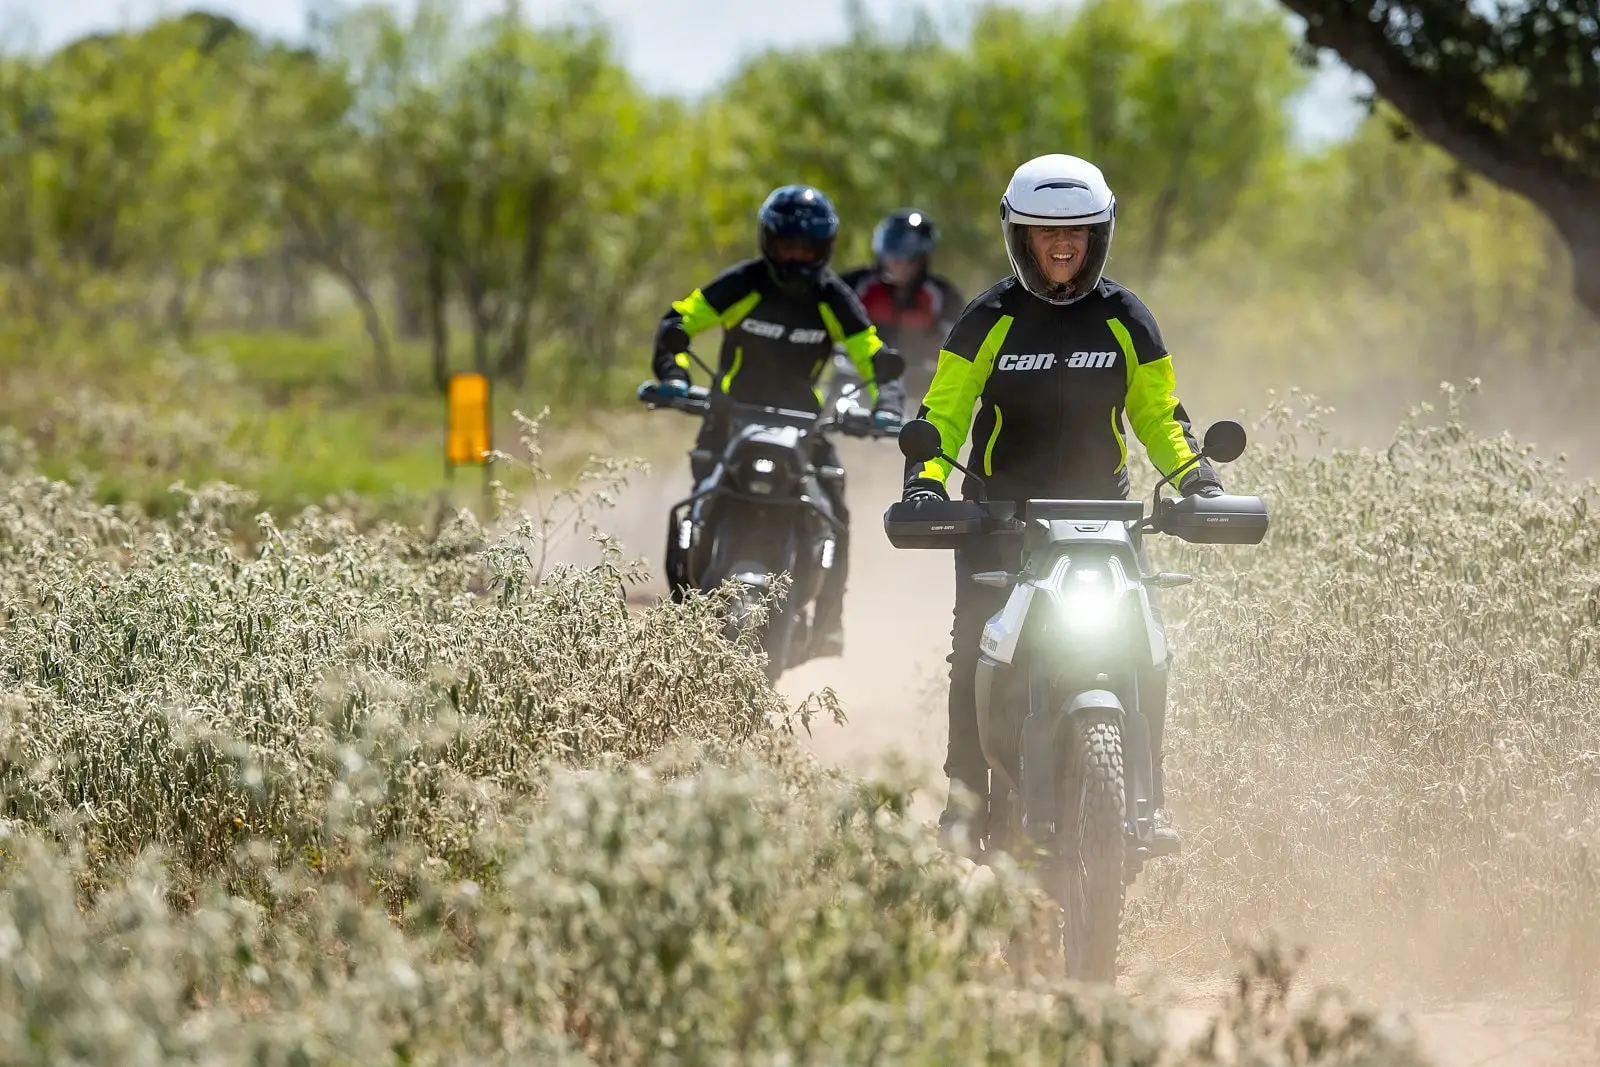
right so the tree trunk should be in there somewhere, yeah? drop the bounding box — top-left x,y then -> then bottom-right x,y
276,244 -> 309,331
1283,1 -> 1600,322
426,242 -> 450,393
1558,205 -> 1600,323
1143,135 -> 1193,276
495,176 -> 558,385
338,266 -> 395,389
392,244 -> 429,341
166,261 -> 220,341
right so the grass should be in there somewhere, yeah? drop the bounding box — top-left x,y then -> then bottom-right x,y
0,318 -> 646,525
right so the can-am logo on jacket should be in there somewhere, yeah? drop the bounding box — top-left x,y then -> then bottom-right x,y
996,350 -> 1118,371
740,318 -> 829,345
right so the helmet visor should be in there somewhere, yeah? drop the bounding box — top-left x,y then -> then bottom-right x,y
768,234 -> 831,263
1003,219 -> 1112,305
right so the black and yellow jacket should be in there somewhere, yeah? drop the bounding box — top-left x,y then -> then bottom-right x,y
653,259 -> 900,414
906,276 -> 1218,502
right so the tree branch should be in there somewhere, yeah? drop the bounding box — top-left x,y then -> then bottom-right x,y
1281,2 -> 1548,197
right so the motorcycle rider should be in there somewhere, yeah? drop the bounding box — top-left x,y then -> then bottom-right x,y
840,209 -> 964,395
902,154 -> 1222,855
653,183 -> 905,658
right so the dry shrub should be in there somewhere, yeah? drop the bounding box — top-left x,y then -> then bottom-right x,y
0,409 -> 1444,1064
0,446 -> 780,896
1140,383 -> 1600,997
0,753 -> 1424,1066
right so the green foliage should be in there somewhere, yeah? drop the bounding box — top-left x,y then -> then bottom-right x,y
0,0 -> 1317,388
0,0 -> 1593,515
1280,0 -> 1600,317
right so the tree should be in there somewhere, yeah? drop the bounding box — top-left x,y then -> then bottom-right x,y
1,13 -> 279,338
244,37 -> 397,386
1280,0 -> 1600,319
718,0 -> 1302,292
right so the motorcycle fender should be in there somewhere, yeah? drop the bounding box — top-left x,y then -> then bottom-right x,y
1019,685 -> 1126,848
979,584 -> 1035,666
1136,585 -> 1166,668
974,655 -> 1016,795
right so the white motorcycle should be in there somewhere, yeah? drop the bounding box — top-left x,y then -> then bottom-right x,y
883,417 -> 1267,980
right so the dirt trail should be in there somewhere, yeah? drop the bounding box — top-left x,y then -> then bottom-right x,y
552,414 -> 1598,1067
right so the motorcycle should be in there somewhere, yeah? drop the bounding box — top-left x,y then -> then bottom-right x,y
637,350 -> 901,682
882,417 -> 1268,981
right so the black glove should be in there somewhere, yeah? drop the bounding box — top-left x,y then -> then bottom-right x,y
1179,469 -> 1223,497
902,478 -> 948,503
658,322 -> 691,356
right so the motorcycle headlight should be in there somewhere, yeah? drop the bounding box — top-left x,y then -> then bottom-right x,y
1041,556 -> 1127,636
734,450 -> 797,496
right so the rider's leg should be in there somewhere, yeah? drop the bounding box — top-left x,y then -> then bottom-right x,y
1136,540 -> 1181,851
810,438 -> 849,656
665,423 -> 721,601
940,535 -> 1012,852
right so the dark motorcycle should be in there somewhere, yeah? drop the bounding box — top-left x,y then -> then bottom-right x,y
883,417 -> 1268,980
638,359 -> 900,682
820,350 -> 868,423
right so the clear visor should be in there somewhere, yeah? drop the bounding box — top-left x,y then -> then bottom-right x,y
1003,219 -> 1113,306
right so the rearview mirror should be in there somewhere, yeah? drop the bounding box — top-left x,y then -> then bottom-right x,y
1202,420 -> 1246,464
897,418 -> 944,463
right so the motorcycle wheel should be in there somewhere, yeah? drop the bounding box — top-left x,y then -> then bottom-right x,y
1057,713 -> 1126,982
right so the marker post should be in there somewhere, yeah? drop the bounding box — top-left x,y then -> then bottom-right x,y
445,371 -> 492,512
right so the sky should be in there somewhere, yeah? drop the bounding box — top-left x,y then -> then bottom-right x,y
7,0 -> 1369,145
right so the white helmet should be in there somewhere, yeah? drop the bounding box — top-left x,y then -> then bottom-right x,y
999,154 -> 1116,305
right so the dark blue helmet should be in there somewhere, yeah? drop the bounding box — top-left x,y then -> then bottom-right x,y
872,208 -> 938,267
758,184 -> 838,293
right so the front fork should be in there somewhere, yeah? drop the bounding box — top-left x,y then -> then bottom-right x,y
977,653 -> 1159,876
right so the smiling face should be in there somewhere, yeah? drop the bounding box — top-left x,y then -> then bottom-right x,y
1028,225 -> 1091,286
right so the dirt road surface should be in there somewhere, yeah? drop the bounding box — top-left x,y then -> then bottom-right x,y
552,419 -> 1599,1067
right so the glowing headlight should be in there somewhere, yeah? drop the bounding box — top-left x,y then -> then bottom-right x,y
1042,556 -> 1123,634
752,458 -> 776,473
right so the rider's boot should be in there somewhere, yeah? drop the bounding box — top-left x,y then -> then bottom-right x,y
936,771 -> 989,860
1148,748 -> 1182,856
1150,811 -> 1182,856
810,616 -> 845,659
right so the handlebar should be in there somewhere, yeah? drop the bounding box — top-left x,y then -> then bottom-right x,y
885,492 -> 1268,545
636,380 -> 900,440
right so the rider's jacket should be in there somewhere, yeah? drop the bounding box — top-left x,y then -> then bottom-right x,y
906,276 -> 1218,503
654,259 -> 899,414
838,267 -> 964,369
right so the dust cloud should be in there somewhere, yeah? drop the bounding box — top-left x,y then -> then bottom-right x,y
545,390 -> 1599,1067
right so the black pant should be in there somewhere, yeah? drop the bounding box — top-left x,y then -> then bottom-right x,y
945,533 -> 1171,815
664,422 -> 850,629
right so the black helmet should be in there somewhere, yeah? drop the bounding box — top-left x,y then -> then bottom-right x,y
871,208 -> 938,268
758,185 -> 839,293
